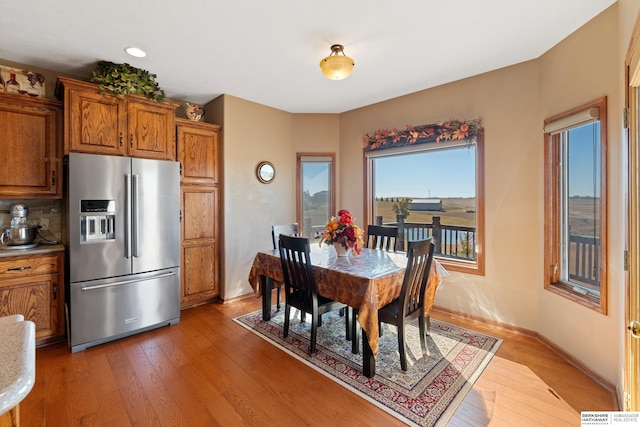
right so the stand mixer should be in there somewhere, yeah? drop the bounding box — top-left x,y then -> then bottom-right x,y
0,204 -> 40,249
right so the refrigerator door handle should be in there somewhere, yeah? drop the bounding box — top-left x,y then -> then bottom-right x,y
132,174 -> 139,257
80,271 -> 176,291
125,174 -> 132,259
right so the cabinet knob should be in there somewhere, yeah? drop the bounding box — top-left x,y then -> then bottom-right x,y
130,134 -> 134,148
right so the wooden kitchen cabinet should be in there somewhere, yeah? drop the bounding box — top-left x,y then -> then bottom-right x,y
177,118 -> 220,186
0,251 -> 65,345
180,186 -> 219,307
0,92 -> 62,199
177,119 -> 221,307
56,77 -> 179,160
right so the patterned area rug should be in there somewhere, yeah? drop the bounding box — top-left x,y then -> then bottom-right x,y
234,307 -> 501,427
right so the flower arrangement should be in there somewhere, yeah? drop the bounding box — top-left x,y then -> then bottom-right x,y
319,209 -> 364,255
363,118 -> 483,151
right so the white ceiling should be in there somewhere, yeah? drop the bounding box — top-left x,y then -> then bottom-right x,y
1,0 -> 616,113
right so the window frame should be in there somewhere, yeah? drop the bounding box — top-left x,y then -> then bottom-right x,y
543,96 -> 608,314
364,134 -> 485,275
296,152 -> 336,239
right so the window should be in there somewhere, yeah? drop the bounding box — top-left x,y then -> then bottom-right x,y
365,136 -> 484,275
297,153 -> 335,239
544,97 -> 607,313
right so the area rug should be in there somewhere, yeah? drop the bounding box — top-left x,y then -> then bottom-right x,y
234,307 -> 501,427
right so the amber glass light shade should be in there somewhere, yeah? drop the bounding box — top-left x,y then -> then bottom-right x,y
319,44 -> 354,80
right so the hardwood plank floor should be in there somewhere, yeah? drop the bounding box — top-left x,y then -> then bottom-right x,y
21,295 -> 617,426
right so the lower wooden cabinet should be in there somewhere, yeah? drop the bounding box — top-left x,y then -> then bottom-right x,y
0,251 -> 65,345
181,243 -> 218,306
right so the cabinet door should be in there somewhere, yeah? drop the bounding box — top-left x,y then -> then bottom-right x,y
177,120 -> 220,185
182,243 -> 218,305
182,187 -> 216,241
0,252 -> 64,344
180,186 -> 219,306
0,277 -> 56,341
127,100 -> 176,161
67,88 -> 127,156
0,95 -> 62,198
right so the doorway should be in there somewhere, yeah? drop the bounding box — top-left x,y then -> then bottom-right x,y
625,21 -> 640,411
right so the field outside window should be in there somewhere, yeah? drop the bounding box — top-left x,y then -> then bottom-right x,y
366,136 -> 484,275
544,97 -> 607,313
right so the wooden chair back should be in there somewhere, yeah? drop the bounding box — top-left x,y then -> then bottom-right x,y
398,238 -> 435,319
366,225 -> 398,252
272,223 -> 299,250
278,234 -> 317,310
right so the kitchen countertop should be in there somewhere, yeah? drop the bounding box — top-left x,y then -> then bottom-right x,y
0,242 -> 64,258
0,314 -> 35,416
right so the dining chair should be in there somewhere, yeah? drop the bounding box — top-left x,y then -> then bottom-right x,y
278,234 -> 349,354
271,223 -> 299,310
348,224 -> 401,353
366,224 -> 398,252
377,237 -> 435,371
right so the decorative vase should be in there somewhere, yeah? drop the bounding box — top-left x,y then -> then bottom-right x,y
5,73 -> 20,95
185,102 -> 205,121
333,243 -> 350,257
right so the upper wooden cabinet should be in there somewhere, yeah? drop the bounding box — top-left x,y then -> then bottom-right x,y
56,77 -> 179,160
0,92 -> 63,199
176,118 -> 221,185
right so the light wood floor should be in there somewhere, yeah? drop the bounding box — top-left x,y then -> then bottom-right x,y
21,294 -> 617,426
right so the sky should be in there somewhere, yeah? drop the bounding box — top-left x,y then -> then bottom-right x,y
303,163 -> 330,195
568,122 -> 600,197
303,122 -> 599,200
374,147 -> 476,198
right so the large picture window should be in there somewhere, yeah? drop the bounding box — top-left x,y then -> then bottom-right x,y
365,135 -> 484,275
544,97 -> 607,313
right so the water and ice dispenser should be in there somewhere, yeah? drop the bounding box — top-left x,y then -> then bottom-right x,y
80,200 -> 116,242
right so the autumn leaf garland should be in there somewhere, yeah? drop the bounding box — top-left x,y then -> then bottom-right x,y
363,118 -> 483,151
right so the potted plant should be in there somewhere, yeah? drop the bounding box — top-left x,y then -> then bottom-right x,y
90,61 -> 165,101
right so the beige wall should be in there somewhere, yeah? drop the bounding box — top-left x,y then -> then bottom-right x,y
341,60 -> 542,331
209,95 -> 295,299
337,5 -> 622,384
538,5 -> 622,385
215,106 -> 341,300
292,113 -> 342,216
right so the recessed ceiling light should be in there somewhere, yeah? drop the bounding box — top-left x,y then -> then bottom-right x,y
125,47 -> 147,58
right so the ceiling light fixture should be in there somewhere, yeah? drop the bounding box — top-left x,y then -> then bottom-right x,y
319,44 -> 354,80
125,47 -> 147,58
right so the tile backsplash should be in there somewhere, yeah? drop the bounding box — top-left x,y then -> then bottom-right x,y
0,199 -> 62,241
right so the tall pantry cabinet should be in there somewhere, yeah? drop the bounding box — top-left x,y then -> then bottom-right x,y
176,118 -> 221,308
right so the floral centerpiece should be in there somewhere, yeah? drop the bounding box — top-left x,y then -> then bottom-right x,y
319,209 -> 364,256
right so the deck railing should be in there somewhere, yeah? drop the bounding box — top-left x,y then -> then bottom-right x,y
568,234 -> 600,287
381,216 -> 477,261
380,216 -> 600,288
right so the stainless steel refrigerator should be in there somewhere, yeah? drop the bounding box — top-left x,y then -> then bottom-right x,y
66,152 -> 180,352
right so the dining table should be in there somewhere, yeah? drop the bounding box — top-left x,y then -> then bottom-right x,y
247,244 -> 443,378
